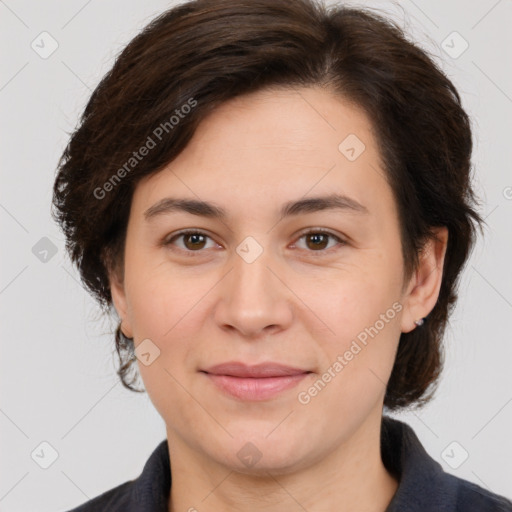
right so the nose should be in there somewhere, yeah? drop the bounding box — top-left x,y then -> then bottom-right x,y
214,244 -> 293,338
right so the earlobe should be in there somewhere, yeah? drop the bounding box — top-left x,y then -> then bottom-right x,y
400,227 -> 449,333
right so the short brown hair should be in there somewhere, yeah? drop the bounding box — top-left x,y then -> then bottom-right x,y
52,0 -> 484,410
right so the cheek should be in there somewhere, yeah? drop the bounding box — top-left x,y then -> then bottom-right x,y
310,263 -> 402,340
125,264 -> 211,370
299,291 -> 401,425
127,276 -> 200,419
305,262 -> 403,394
125,254 -> 204,339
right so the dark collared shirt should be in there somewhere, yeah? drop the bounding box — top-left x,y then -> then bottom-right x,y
64,416 -> 512,511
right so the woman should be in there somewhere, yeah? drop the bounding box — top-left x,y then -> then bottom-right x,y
52,0 -> 512,510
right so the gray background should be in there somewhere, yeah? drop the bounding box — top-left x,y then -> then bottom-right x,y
1,0 -> 511,510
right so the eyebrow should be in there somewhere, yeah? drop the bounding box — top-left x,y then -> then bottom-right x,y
143,193 -> 369,222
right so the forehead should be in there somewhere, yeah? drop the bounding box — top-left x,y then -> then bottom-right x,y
131,86 -> 393,223
191,86 -> 375,153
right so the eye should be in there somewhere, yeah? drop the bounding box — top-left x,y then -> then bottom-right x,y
164,230 -> 217,253
293,228 -> 346,254
164,228 -> 346,256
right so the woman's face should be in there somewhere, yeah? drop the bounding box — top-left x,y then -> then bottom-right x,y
111,86 -> 432,474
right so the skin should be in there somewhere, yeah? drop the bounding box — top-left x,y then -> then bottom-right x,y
109,86 -> 448,512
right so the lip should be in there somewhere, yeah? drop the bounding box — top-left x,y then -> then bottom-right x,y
202,361 -> 310,378
200,361 -> 312,401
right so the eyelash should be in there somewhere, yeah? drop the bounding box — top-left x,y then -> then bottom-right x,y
163,228 -> 346,257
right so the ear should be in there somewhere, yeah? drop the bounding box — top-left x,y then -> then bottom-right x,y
400,226 -> 449,333
109,268 -> 134,339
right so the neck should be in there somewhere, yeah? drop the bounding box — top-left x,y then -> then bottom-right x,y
167,410 -> 398,512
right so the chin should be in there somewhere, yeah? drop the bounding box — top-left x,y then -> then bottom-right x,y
209,432 -> 311,476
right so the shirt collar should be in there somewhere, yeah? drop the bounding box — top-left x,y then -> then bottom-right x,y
381,416 -> 457,511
